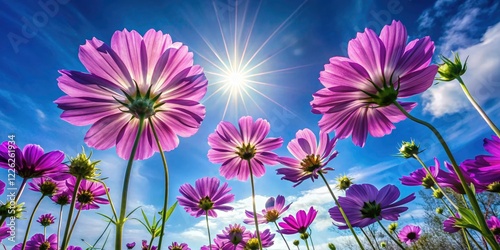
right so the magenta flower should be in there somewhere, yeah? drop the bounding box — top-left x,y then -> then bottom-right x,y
487,216 -> 500,242
67,246 -> 83,250
126,242 -> 136,249
329,184 -> 415,228
141,240 -> 157,250
398,225 -> 421,245
463,135 -> 500,188
277,129 -> 338,186
177,177 -> 234,218
400,158 -> 441,188
216,224 -> 251,249
437,161 -> 485,194
66,177 -> 109,210
0,223 -> 10,243
168,242 -> 191,250
0,142 -> 65,179
51,189 -> 72,205
37,213 -> 56,227
278,206 -> 318,235
54,29 -> 208,160
248,229 -> 275,248
311,20 -> 437,147
29,177 -> 65,196
244,195 -> 292,224
200,238 -> 225,250
0,180 -> 4,196
12,233 -> 57,250
443,214 -> 461,233
208,116 -> 283,181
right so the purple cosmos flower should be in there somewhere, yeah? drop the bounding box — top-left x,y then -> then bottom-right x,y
487,216 -> 500,242
244,195 -> 292,224
67,247 -> 83,250
12,233 -> 57,250
29,177 -> 65,196
177,177 -> 234,218
126,242 -> 136,249
329,184 -> 415,228
0,223 -> 10,243
66,177 -> 109,210
277,129 -> 338,187
168,242 -> 191,250
0,142 -> 65,179
463,135 -> 500,189
400,158 -> 441,188
437,161 -> 485,194
200,237 -> 225,250
37,213 -> 55,227
208,116 -> 283,181
0,180 -> 4,196
141,240 -> 158,250
443,214 -> 461,233
278,206 -> 318,235
216,224 -> 251,249
398,225 -> 421,245
51,189 -> 72,205
248,229 -> 275,248
311,20 -> 437,147
55,29 -> 208,160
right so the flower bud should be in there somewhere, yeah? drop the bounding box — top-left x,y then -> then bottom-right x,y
487,181 -> 500,193
436,207 -> 444,214
245,238 -> 260,250
433,189 -> 444,199
437,53 -> 467,82
380,242 -> 387,248
68,148 -> 101,180
328,243 -> 336,250
398,140 -> 421,159
388,222 -> 398,233
300,232 -> 309,240
336,175 -> 353,190
293,240 -> 300,246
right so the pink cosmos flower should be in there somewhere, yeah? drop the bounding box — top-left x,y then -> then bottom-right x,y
208,116 -> 283,181
443,214 -> 461,233
168,242 -> 190,250
243,195 -> 292,224
141,240 -> 157,250
248,229 -> 275,248
329,184 -> 415,228
0,180 -> 4,196
278,206 -> 318,235
29,177 -> 65,196
216,224 -> 251,249
0,142 -> 65,179
67,247 -> 83,250
400,158 -> 441,189
437,161 -> 485,194
311,20 -> 437,147
277,129 -> 338,187
37,213 -> 56,227
200,238 -> 225,250
463,135 -> 500,190
51,189 -> 72,205
177,177 -> 234,218
126,242 -> 136,249
66,177 -> 109,210
487,216 -> 500,242
55,29 -> 208,160
0,223 -> 9,243
12,233 -> 57,250
398,225 -> 421,245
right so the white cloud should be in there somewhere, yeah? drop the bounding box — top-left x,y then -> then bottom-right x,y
423,21 -> 500,117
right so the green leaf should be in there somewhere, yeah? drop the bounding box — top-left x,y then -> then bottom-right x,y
456,208 -> 481,232
163,201 -> 178,222
96,213 -> 116,224
126,206 -> 142,218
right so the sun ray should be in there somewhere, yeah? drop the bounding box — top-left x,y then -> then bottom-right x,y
238,0 -> 262,72
244,84 -> 299,117
240,87 -> 268,117
245,64 -> 316,78
212,0 -> 234,71
242,42 -> 295,75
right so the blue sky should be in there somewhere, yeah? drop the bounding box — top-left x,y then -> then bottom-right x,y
1,0 -> 500,248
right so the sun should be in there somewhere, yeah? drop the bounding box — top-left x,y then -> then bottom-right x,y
225,71 -> 247,89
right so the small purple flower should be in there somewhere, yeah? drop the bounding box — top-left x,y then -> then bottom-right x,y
37,213 -> 56,227
463,135 -> 500,189
277,129 -> 338,187
398,225 -> 421,245
0,142 -> 65,179
329,184 -> 415,228
248,229 -> 275,248
141,240 -> 158,250
278,206 -> 318,235
438,161 -> 485,194
12,233 -> 57,250
200,237 -> 225,250
0,180 -> 5,196
244,195 -> 291,224
487,216 -> 500,243
29,177 -> 65,196
51,189 -> 72,205
443,214 -> 461,233
67,247 -> 83,250
207,116 -> 283,181
126,242 -> 136,249
216,224 -> 251,249
0,222 -> 10,243
311,20 -> 437,147
66,177 -> 109,210
400,158 -> 441,188
177,177 -> 234,218
168,242 -> 191,250
55,29 -> 208,160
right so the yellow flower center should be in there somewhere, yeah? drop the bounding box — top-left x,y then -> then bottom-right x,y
300,154 -> 321,172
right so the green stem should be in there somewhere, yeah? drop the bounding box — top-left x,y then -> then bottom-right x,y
413,154 -> 458,210
308,228 -> 315,250
61,176 -> 82,250
368,227 -> 381,250
393,101 -> 499,250
465,228 -> 485,250
247,160 -> 262,250
14,178 -> 27,203
377,220 -> 405,250
67,208 -> 82,243
304,237 -> 311,250
149,118 -> 170,250
360,227 -> 376,250
57,205 -> 63,250
92,220 -> 112,249
273,221 -> 291,250
21,195 -> 45,250
462,228 -> 472,250
318,172 -> 365,250
147,235 -> 154,250
206,213 -> 212,250
116,116 -> 145,250
98,180 -> 118,221
457,76 -> 500,137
